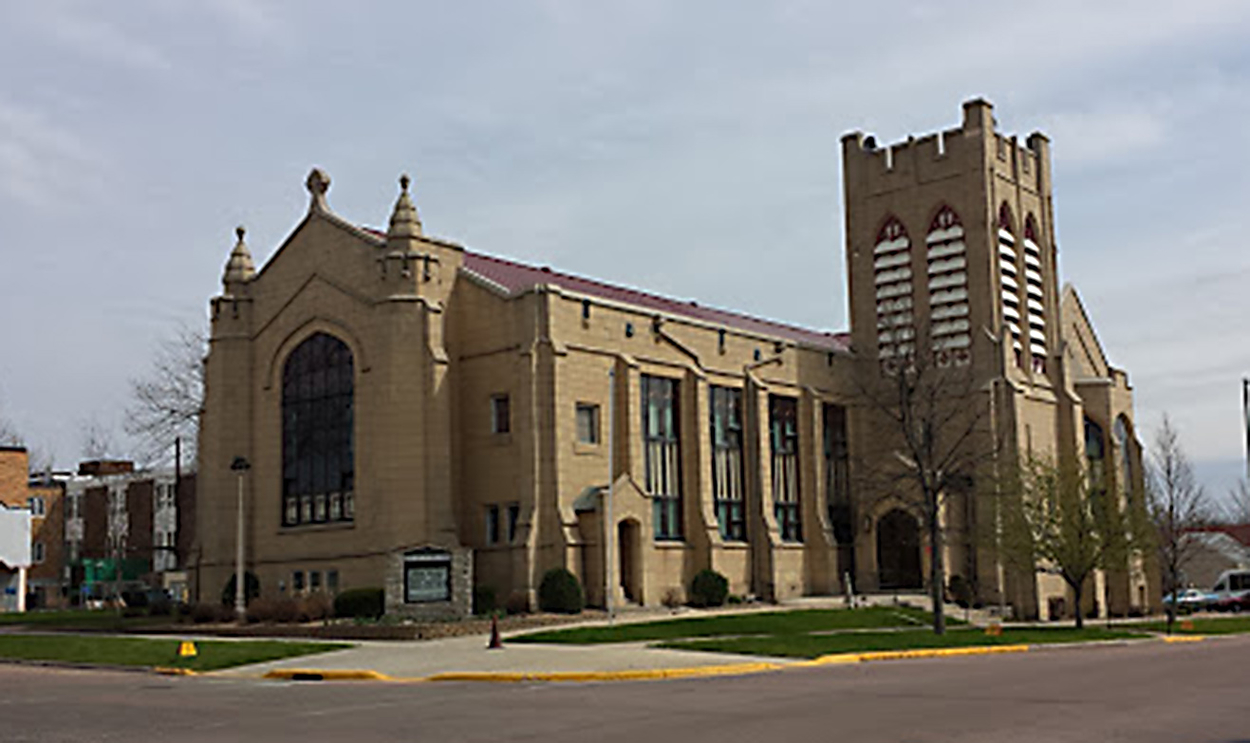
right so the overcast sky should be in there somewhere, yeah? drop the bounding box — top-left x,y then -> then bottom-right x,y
2,1 -> 1249,496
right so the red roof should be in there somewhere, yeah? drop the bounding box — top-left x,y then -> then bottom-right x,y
366,226 -> 848,351
1191,525 -> 1250,547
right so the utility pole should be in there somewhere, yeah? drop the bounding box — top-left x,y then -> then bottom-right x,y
231,456 -> 250,621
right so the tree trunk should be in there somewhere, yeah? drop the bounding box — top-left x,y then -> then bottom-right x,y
1072,580 -> 1084,630
929,500 -> 946,636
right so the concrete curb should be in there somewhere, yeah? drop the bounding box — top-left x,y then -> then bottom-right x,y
263,668 -> 395,682
425,661 -> 783,683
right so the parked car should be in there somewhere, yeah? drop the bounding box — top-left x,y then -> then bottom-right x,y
1213,591 -> 1250,613
1162,588 -> 1215,613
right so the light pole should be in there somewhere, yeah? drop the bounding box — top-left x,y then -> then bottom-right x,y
230,456 -> 250,621
606,366 -> 616,624
1242,378 -> 1249,482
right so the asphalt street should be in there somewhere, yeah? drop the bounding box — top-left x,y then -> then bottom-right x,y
2,636 -> 1248,743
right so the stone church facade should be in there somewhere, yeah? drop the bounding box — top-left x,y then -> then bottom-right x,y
194,99 -> 1157,620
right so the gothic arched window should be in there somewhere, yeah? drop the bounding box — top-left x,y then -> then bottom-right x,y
926,205 -> 970,366
873,216 -> 914,363
282,333 -> 355,526
1113,415 -> 1133,499
1085,417 -> 1106,497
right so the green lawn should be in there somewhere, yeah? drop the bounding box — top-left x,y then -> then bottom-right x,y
511,606 -> 958,644
0,634 -> 350,672
658,626 -> 1148,659
1139,615 -> 1250,635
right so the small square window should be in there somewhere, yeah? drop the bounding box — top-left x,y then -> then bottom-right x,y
491,394 -> 511,434
486,505 -> 500,545
329,493 -> 343,521
576,403 -> 600,445
284,497 -> 298,525
506,503 -> 520,543
327,570 -> 339,594
314,494 -> 327,522
310,571 -> 321,591
293,570 -> 305,592
301,495 -> 313,523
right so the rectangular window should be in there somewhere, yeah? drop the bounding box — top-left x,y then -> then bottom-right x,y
576,403 -> 600,444
486,505 -> 500,545
310,571 -> 322,592
643,375 -> 682,540
770,395 -> 802,542
506,503 -> 520,543
710,386 -> 745,541
327,570 -> 339,594
32,542 -> 44,564
491,394 -> 511,434
293,570 -> 305,593
823,404 -> 853,545
27,497 -> 45,517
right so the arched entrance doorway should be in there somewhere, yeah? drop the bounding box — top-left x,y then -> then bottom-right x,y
877,509 -> 922,590
618,520 -> 641,603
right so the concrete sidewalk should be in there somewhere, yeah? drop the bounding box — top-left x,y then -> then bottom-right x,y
213,632 -> 792,681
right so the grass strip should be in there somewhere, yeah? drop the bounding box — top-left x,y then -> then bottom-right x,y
0,634 -> 350,672
657,626 -> 1148,658
0,610 -> 169,630
512,606 -> 960,645
1138,616 -> 1250,635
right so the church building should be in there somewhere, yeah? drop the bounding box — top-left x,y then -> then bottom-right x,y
194,99 -> 1157,620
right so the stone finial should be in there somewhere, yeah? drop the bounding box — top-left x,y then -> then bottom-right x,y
387,172 -> 423,239
306,168 -> 331,213
222,224 -> 257,287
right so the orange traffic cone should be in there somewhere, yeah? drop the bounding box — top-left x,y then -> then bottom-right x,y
487,615 -> 503,650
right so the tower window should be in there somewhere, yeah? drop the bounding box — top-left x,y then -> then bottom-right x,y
926,206 -> 970,366
491,394 -> 511,434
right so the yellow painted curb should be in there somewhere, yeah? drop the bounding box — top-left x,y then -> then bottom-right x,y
1163,635 -> 1206,643
263,668 -> 394,682
153,667 -> 199,676
852,645 -> 1031,663
426,662 -> 783,683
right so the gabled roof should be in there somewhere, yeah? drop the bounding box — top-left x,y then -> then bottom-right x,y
462,251 -> 849,351
362,226 -> 848,351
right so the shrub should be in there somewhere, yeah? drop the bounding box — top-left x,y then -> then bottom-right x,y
220,572 -> 260,607
504,590 -> 531,615
300,593 -> 334,622
149,598 -> 173,617
246,597 -> 298,624
948,575 -> 973,609
537,568 -> 583,614
727,594 -> 744,605
689,569 -> 729,608
661,587 -> 684,610
190,602 -> 232,624
473,586 -> 497,616
334,587 -> 385,619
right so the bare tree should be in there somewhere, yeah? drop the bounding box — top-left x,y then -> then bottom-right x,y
1146,416 -> 1209,633
1004,456 -> 1126,630
0,402 -> 22,446
853,343 -> 998,636
1220,479 -> 1250,525
80,415 -> 118,460
124,324 -> 207,468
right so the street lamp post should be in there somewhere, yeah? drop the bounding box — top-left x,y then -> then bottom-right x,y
230,456 -> 251,621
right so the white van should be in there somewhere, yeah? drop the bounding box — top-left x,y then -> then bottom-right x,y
1209,569 -> 1250,611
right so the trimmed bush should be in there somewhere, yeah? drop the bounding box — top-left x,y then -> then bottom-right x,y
334,587 -> 385,619
948,575 -> 973,609
473,586 -> 497,616
538,568 -> 584,614
220,572 -> 260,607
689,569 -> 729,608
504,590 -> 531,615
190,602 -> 233,624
